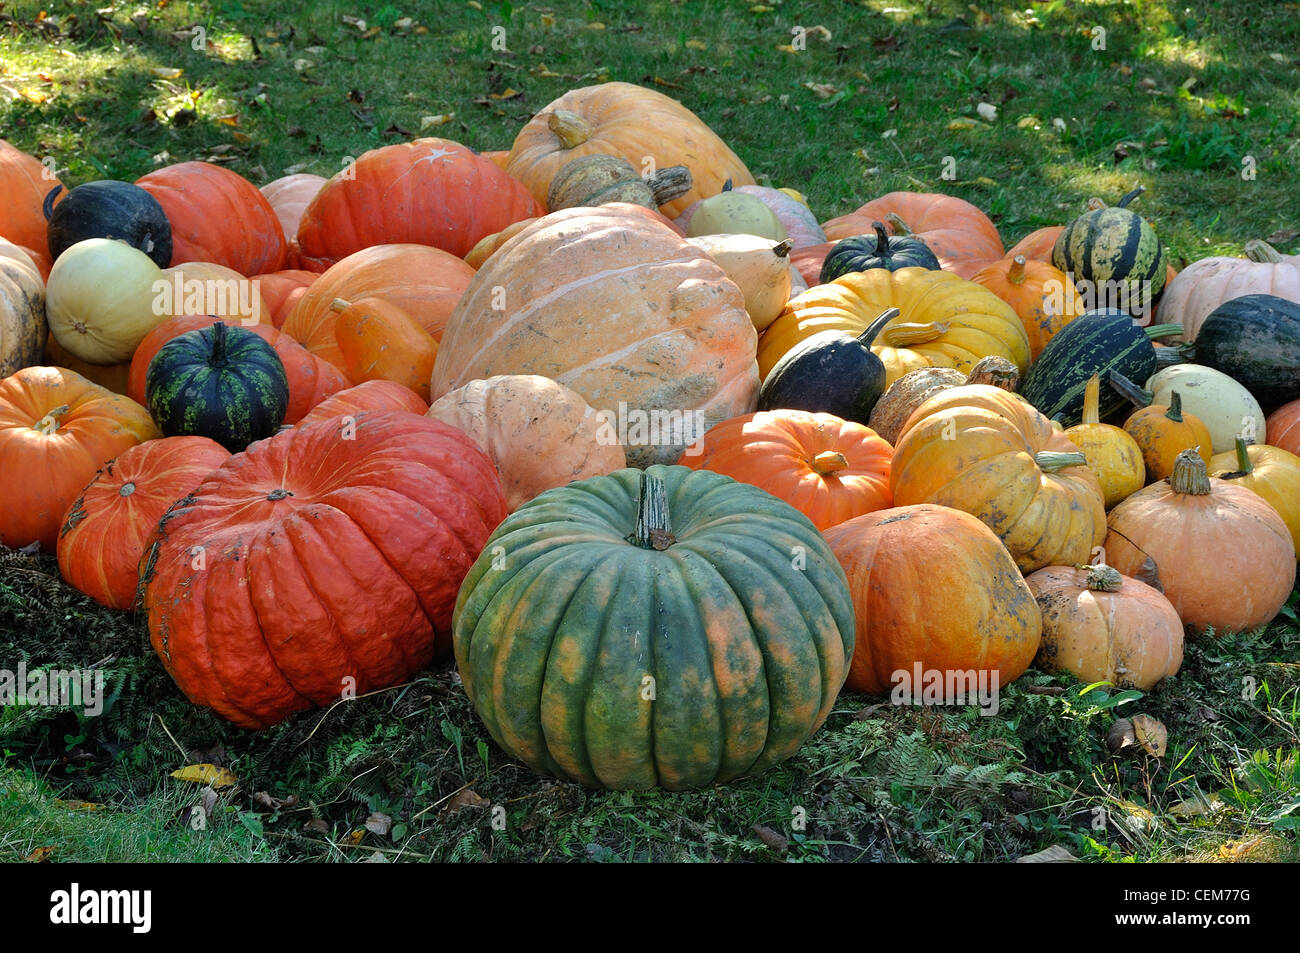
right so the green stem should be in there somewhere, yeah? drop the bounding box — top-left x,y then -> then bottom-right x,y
1036,451 -> 1088,472
1165,390 -> 1185,423
1143,323 -> 1185,340
1075,562 -> 1123,592
631,471 -> 675,550
1107,370 -> 1153,409
1219,436 -> 1255,479
210,321 -> 229,365
855,307 -> 901,347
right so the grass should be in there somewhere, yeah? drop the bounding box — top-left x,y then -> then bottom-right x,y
2,0 -> 1299,862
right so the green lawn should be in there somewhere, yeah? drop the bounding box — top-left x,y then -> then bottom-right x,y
2,0 -> 1299,862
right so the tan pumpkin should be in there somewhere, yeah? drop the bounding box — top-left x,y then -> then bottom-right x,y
1,256 -> 46,378
0,235 -> 44,280
867,356 -> 1018,445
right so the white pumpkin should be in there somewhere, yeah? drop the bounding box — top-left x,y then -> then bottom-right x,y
1145,364 -> 1266,454
685,234 -> 793,330
0,236 -> 42,281
46,238 -> 166,365
1160,240 -> 1300,342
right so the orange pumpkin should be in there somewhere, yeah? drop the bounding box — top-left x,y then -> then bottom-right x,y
254,269 -> 319,328
331,297 -> 438,402
823,192 -> 1003,272
971,255 -> 1085,359
1104,449 -> 1296,633
0,139 -> 64,258
1110,372 -> 1213,482
1267,399 -> 1300,458
259,173 -> 326,244
43,334 -> 131,396
790,241 -> 832,288
823,504 -> 1042,696
1005,226 -> 1063,263
57,436 -> 231,609
298,379 -> 428,427
677,409 -> 892,530
481,149 -> 511,171
0,366 -> 159,550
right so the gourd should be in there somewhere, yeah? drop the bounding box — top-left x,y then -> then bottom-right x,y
867,357 -> 1018,445
685,234 -> 793,330
1063,375 -> 1145,508
45,238 -> 166,365
819,221 -> 941,282
44,181 -> 172,267
546,154 -> 692,212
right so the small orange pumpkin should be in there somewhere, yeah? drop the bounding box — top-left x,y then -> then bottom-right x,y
971,255 -> 1086,359
1110,371 -> 1213,482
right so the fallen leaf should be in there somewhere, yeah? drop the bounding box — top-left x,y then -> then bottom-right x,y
686,39 -> 707,50
976,102 -> 998,121
150,67 -> 183,79
171,764 -> 237,788
24,846 -> 55,862
1265,228 -> 1299,244
442,788 -> 490,814
1219,837 -> 1261,859
803,82 -> 838,98
302,817 -> 330,835
362,850 -> 389,862
751,823 -> 788,853
365,812 -> 393,836
340,829 -> 365,845
948,117 -> 979,131
1168,793 -> 1225,818
54,799 -> 101,811
488,88 -> 523,101
1016,844 -> 1077,863
420,113 -> 455,129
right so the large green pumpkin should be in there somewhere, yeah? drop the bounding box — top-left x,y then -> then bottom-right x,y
145,320 -> 289,452
453,465 -> 855,790
1052,188 -> 1168,309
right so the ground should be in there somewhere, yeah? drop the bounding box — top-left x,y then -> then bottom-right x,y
1,0 -> 1298,862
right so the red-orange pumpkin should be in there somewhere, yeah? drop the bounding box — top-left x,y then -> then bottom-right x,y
1267,399 -> 1300,458
297,379 -> 428,426
254,269 -> 319,328
57,436 -> 231,609
0,139 -> 64,259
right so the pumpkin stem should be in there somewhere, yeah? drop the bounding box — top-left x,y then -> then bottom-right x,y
883,211 -> 912,236
1243,239 -> 1283,264
328,297 -> 353,313
42,184 -> 63,221
547,109 -> 593,149
210,320 -> 229,365
880,321 -> 950,347
1086,197 -> 1108,211
1169,448 -> 1212,495
646,165 -> 693,206
1154,344 -> 1191,368
1081,374 -> 1103,425
722,178 -> 733,192
872,220 -> 892,257
119,482 -> 137,497
33,404 -> 70,435
1107,370 -> 1153,409
966,356 -> 1019,391
812,450 -> 849,476
1035,450 -> 1088,472
1116,186 -> 1146,208
772,239 -> 793,259
1143,323 -> 1185,341
855,307 -> 901,347
1165,390 -> 1185,423
1007,255 -> 1027,285
1075,562 -> 1124,592
1219,436 -> 1255,479
630,471 -> 675,551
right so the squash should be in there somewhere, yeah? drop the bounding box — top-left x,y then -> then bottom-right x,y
1026,563 -> 1183,691
431,205 -> 757,467
259,173 -> 327,244
546,154 -> 692,212
506,82 -> 755,219
678,409 -> 892,530
57,436 -> 231,609
823,192 -> 1003,272
867,356 -> 1018,445
685,187 -> 788,241
1017,309 -> 1184,427
1063,375 -> 1145,508
819,221 -> 941,282
971,255 -> 1086,359
1145,363 -> 1266,454
141,412 -> 508,729
331,296 -> 437,401
298,379 -> 428,426
145,322 -> 290,452
1211,438 -> 1300,555
1109,371 -> 1213,482
1104,449 -> 1295,633
676,185 -> 826,248
684,234 -> 792,331
1052,187 -> 1168,310
0,366 -> 159,550
823,504 -> 1041,696
1190,294 -> 1300,407
0,138 -> 65,256
453,466 -> 854,789
891,384 -> 1107,572
158,260 -> 270,326
759,266 -> 1029,385
427,374 -> 626,511
253,269 -> 318,328
0,256 -> 46,377
0,235 -> 44,280
1267,399 -> 1300,457
45,238 -> 166,365
44,181 -> 172,267
136,161 -> 287,275
1006,226 -> 1063,263
1158,240 -> 1300,342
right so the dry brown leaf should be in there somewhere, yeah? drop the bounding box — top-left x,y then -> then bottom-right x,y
365,812 -> 393,836
1016,844 -> 1078,863
751,823 -> 788,853
442,788 -> 490,814
24,846 -> 55,862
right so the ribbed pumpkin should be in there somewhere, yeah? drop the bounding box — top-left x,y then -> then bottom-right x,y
867,357 -> 1018,445
297,379 -> 428,426
0,235 -> 44,280
971,255 -> 1086,359
283,244 -> 475,372
453,466 -> 855,789
57,436 -> 231,609
1063,375 -> 1145,508
677,409 -> 892,530
141,412 -> 509,729
1267,399 -> 1300,457
1052,188 -> 1168,309
823,192 -> 1003,272
44,180 -> 173,267
1104,449 -> 1295,632
1158,240 -> 1300,342
891,384 -> 1107,572
823,504 -> 1041,696
1,256 -> 46,378
1211,438 -> 1300,555
505,82 -> 755,219
136,162 -> 287,275
253,269 -> 318,328
431,205 -> 757,467
427,374 -> 626,511
1110,372 -> 1213,481
759,266 -> 1029,385
295,139 -> 543,270
1026,563 -> 1183,691
330,296 -> 437,402
818,221 -> 941,283
0,366 -> 159,550
0,138 -> 64,256
259,173 -> 326,245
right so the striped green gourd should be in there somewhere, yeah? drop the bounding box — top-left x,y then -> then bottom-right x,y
1018,309 -> 1183,426
1052,188 -> 1168,309
145,320 -> 289,452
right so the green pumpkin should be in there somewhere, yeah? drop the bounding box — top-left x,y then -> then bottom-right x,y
820,221 -> 941,283
1052,188 -> 1168,310
44,180 -> 173,267
453,465 -> 855,791
145,321 -> 289,452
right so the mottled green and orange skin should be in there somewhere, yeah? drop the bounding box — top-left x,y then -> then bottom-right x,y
453,465 -> 855,791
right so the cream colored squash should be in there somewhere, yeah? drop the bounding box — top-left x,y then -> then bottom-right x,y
685,235 -> 793,331
160,260 -> 270,326
1145,364 -> 1266,455
45,238 -> 165,364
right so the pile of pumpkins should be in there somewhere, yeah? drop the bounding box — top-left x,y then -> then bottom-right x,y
2,81 -> 1299,792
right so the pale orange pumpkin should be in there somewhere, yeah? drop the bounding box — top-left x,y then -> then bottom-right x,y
330,296 -> 438,402
297,379 -> 428,426
1211,438 -> 1300,555
259,173 -> 327,245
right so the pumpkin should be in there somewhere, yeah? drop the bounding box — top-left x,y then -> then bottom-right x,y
546,154 -> 692,212
453,466 -> 854,789
676,185 -> 826,249
146,322 -> 290,451
0,235 -> 44,280
0,138 -> 64,256
790,241 -> 833,288
1145,363 -> 1266,454
1109,372 -> 1213,482
0,366 -> 159,550
128,313 -> 348,424
141,412 -> 508,729
684,234 -> 792,331
331,296 -> 438,402
43,334 -> 131,395
283,244 -> 475,372
1158,240 -> 1300,342
431,205 -> 757,467
1104,449 -> 1295,633
1267,399 -> 1300,457
1,256 -> 46,377
891,384 -> 1107,572
823,192 -> 1003,271
677,409 -> 892,530
57,436 -> 231,609
45,238 -> 166,364
294,138 -> 543,270
1026,563 -> 1183,691
759,266 -> 1029,386
1191,294 -> 1300,407
44,181 -> 172,267
819,221 -> 941,283
427,374 -> 626,511
136,161 -> 287,275
1052,188 -> 1168,309
971,255 -> 1086,359
259,173 -> 327,243
253,269 -> 318,328
685,186 -> 787,241
1211,438 -> 1300,555
823,504 -> 1041,696
158,260 -> 270,326
464,217 -> 539,269
298,379 -> 428,426
481,149 -> 511,170
506,83 -> 755,220
1063,375 -> 1145,508
867,357 -> 1018,445
1006,226 -> 1063,263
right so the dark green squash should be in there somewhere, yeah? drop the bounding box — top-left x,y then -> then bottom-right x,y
145,321 -> 289,452
1017,309 -> 1184,426
757,307 -> 897,423
44,180 -> 173,267
1191,294 -> 1300,408
1052,187 -> 1168,312
819,221 -> 941,283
